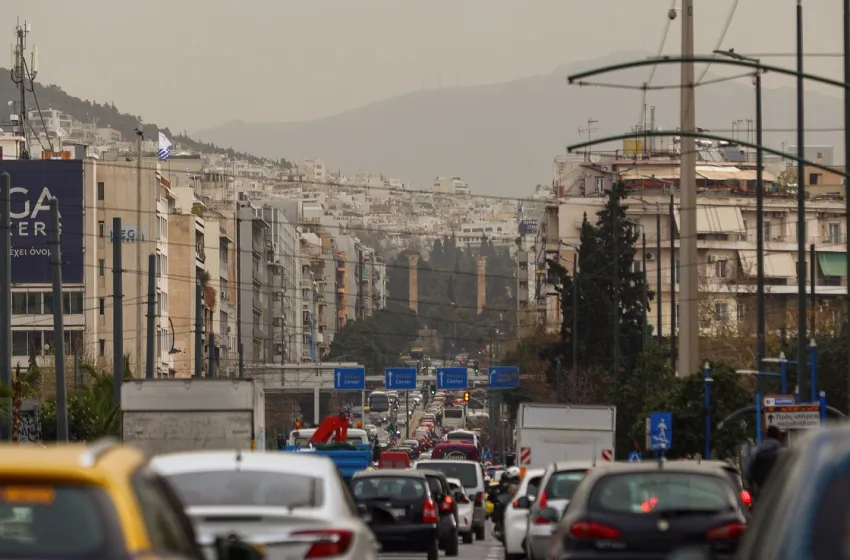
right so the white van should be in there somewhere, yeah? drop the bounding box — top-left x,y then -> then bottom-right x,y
287,428 -> 370,447
442,406 -> 466,431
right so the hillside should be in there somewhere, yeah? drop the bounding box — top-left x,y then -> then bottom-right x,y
0,70 -> 283,165
195,51 -> 846,196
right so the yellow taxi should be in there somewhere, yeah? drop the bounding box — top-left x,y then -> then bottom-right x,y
0,437 -> 257,560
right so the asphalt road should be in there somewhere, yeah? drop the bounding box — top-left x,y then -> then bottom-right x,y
380,527 -> 502,559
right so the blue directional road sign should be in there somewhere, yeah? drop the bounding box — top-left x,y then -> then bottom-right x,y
333,367 -> 365,391
649,412 -> 673,451
385,367 -> 417,390
627,450 -> 642,463
436,367 -> 468,390
488,366 -> 520,390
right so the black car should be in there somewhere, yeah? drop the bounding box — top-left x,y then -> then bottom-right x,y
544,461 -> 748,559
418,469 -> 460,557
351,470 -> 441,559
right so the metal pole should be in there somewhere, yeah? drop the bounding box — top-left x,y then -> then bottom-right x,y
194,279 -> 203,378
670,194 -> 677,373
405,390 -> 409,439
612,210 -> 619,375
704,362 -> 711,459
656,210 -> 662,342
845,0 -> 850,415
555,357 -> 563,404
571,251 -> 578,400
810,243 -> 816,335
679,0 -> 700,376
642,232 -> 648,345
235,213 -> 244,378
796,0 -> 808,399
0,172 -> 11,441
810,340 -> 818,403
73,348 -> 78,391
112,217 -> 124,407
145,253 -> 156,379
755,69 -> 766,382
49,198 -> 68,442
135,132 -> 143,379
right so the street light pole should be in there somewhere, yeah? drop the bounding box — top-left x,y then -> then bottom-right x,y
796,0 -> 809,400
843,0 -> 850,415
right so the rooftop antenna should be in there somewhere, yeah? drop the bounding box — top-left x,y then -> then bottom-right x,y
10,19 -> 43,158
578,118 -> 600,163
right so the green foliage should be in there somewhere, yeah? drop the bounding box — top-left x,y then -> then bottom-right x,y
328,307 -> 421,372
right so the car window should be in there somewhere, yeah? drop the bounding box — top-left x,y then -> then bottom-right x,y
352,478 -> 426,500
0,482 -> 124,560
544,470 -> 587,501
416,462 -> 478,487
526,476 -> 543,499
424,476 -> 444,497
590,473 -> 733,515
133,469 -> 200,558
165,471 -> 324,508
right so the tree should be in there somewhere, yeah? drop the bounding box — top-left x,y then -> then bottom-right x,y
328,307 -> 421,372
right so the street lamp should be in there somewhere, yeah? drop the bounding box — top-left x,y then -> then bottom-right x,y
714,48 -> 767,397
556,240 -> 580,401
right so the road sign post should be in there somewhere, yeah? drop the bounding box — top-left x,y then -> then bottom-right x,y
649,412 -> 672,455
333,367 -> 366,391
435,367 -> 468,391
488,366 -> 520,390
385,367 -> 417,390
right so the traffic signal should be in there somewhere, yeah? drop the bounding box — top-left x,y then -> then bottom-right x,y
463,391 -> 470,402
430,384 -> 436,395
474,366 -> 479,373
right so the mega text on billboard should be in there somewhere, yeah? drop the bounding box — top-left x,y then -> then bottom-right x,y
3,160 -> 85,284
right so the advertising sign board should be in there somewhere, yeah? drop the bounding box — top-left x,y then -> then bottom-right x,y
2,160 -> 84,284
763,403 -> 821,431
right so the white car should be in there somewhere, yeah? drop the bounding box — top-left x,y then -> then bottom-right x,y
446,477 -> 474,544
151,450 -> 380,560
503,468 -> 545,559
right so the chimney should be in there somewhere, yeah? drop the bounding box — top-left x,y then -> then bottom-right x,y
817,152 -> 824,165
477,256 -> 487,314
407,253 -> 419,315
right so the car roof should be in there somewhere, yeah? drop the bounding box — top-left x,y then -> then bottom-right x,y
446,477 -> 463,487
417,469 -> 449,480
418,459 -> 479,466
585,460 -> 735,476
354,469 -> 426,479
151,450 -> 339,476
548,460 -> 595,471
434,441 -> 476,448
522,468 -> 547,479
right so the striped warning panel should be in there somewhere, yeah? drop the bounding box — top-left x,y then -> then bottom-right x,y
601,449 -> 614,462
519,446 -> 532,465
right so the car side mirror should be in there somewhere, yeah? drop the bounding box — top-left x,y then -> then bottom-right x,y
454,491 -> 468,503
214,535 -> 265,560
537,507 -> 560,523
515,496 -> 530,509
356,503 -> 373,522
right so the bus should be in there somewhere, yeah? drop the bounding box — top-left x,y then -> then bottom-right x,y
442,406 -> 466,431
368,391 -> 390,413
409,347 -> 425,361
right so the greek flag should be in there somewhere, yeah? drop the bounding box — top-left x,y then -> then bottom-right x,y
157,132 -> 172,161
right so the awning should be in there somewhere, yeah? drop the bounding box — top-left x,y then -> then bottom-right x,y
620,167 -> 680,180
732,170 -> 778,182
675,206 -> 746,234
738,251 -> 797,278
696,166 -> 741,181
818,252 -> 847,277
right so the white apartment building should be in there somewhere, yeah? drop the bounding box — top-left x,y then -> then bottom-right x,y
432,176 -> 468,195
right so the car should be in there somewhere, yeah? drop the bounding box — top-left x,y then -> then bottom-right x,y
0,437 -> 253,560
416,459 -> 487,541
417,470 -> 460,556
525,460 -> 593,559
545,461 -> 748,559
446,477 -> 474,544
503,467 -> 546,559
151,450 -> 379,560
350,470 -> 442,559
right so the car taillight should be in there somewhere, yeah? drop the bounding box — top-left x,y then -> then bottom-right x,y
475,492 -> 483,506
740,490 -> 752,507
423,498 -> 438,523
290,529 -> 353,558
705,522 -> 747,541
440,496 -> 454,512
537,490 -> 548,508
570,521 -> 622,540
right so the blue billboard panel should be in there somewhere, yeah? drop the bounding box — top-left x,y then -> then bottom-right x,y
488,366 -> 520,390
385,367 -> 416,390
334,367 -> 365,391
2,160 -> 84,284
436,367 -> 468,390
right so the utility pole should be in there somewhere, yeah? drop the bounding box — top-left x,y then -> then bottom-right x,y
642,232 -> 648,345
656,210 -> 662,342
10,21 -> 39,159
145,253 -> 156,379
195,279 -> 203,378
612,210 -> 620,376
843,0 -> 850,414
578,119 -> 600,162
679,0 -> 699,376
0,172 -> 10,441
135,130 -> 143,379
236,212 -> 245,378
48,198 -> 68,441
112,217 -> 124,407
670,194 -> 677,373
571,252 -> 578,401
795,0 -> 808,398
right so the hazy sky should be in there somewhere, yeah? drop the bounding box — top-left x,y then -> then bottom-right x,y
2,0 -> 846,132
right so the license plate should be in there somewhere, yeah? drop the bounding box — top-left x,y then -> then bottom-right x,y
392,508 -> 407,517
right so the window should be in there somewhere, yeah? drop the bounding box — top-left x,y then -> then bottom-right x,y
99,298 -> 105,316
351,477 -> 426,500
63,292 -> 83,314
589,473 -> 732,515
715,303 -> 728,322
220,245 -> 228,264
98,259 -> 105,276
809,173 -> 819,186
715,259 -> 728,278
98,339 -> 105,356
764,221 -> 772,240
12,293 -> 27,315
828,223 -> 842,244
43,292 -> 54,314
544,470 -> 588,501
737,303 -> 747,323
131,468 -> 199,558
595,177 -> 604,193
12,331 -> 28,355
97,181 -> 105,201
672,260 -> 679,284
98,221 -> 105,238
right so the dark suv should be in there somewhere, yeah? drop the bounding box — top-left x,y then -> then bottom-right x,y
418,469 -> 460,557
351,470 -> 441,559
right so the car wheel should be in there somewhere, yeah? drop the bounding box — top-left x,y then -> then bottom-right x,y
462,531 -> 474,544
426,538 -> 439,560
475,524 -> 486,540
445,529 -> 459,556
505,552 -> 524,560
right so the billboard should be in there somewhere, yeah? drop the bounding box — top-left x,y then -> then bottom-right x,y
1,160 -> 84,284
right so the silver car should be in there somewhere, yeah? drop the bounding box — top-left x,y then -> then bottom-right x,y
151,450 -> 379,560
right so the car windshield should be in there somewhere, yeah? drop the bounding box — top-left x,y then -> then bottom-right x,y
351,477 -> 426,501
544,470 -> 588,501
0,483 -> 122,559
590,473 -> 733,515
417,462 -> 478,488
166,471 -> 324,508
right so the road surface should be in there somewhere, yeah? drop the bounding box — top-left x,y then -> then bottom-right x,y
380,529 -> 502,559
